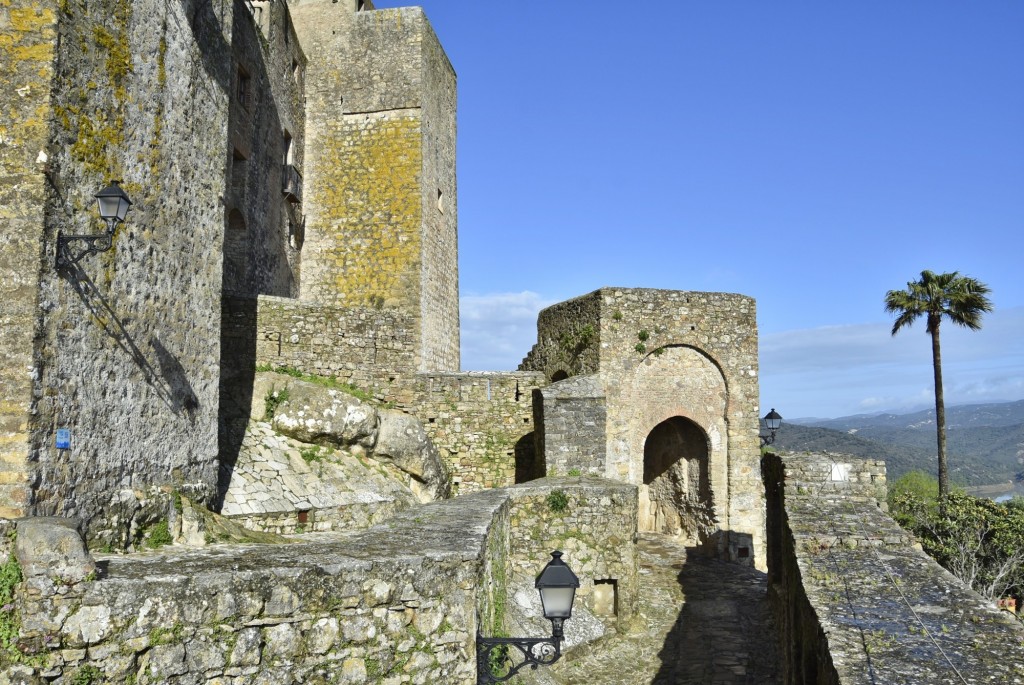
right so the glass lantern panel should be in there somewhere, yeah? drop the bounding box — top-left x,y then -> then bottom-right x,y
97,195 -> 123,220
114,197 -> 131,221
539,586 -> 576,619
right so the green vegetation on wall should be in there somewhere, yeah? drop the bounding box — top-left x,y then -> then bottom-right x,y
0,553 -> 22,667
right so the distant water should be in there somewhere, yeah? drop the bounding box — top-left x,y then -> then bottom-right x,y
965,482 -> 1024,503
993,485 -> 1024,503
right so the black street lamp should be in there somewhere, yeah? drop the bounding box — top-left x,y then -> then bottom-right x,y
56,180 -> 133,270
760,408 -> 783,446
477,550 -> 580,683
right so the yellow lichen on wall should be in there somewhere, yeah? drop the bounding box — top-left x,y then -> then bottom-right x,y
9,6 -> 55,32
1,0 -> 59,519
55,0 -> 131,178
313,113 -> 424,310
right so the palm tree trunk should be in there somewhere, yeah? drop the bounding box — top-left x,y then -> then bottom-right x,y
930,319 -> 948,502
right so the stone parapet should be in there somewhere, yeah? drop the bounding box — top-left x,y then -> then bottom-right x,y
764,452 -> 1024,685
507,478 -> 639,633
5,478 -> 637,683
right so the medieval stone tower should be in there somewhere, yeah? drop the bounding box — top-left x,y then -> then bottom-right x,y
1,0 -> 764,568
0,0 -> 458,544
290,0 -> 459,372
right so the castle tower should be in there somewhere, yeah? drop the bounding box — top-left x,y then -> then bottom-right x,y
290,0 -> 460,372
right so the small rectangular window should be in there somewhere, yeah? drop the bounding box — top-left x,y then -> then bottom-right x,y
236,66 -> 251,109
283,131 -> 293,165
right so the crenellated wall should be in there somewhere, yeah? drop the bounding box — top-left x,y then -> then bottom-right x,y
764,452 -> 1024,684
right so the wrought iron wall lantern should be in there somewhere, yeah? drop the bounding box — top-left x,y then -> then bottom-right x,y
476,550 -> 580,684
760,408 -> 783,446
55,180 -> 132,270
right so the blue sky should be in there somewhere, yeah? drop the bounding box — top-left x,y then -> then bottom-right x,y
377,1 -> 1024,419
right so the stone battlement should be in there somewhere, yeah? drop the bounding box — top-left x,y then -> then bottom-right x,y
764,452 -> 1024,684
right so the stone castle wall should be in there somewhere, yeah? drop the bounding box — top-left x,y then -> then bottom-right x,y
417,14 -> 460,372
522,288 -> 765,567
291,4 -> 459,372
507,479 -> 639,632
223,0 -> 306,299
535,375 -> 608,477
10,479 -> 636,684
764,452 -> 1024,684
391,372 -> 546,495
15,0 -> 243,543
0,0 -> 311,543
229,294 -> 420,387
0,0 -> 57,518
220,294 -> 546,495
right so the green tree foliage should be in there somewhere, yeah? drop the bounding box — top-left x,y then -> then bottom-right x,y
885,270 -> 993,500
887,470 -> 940,510
890,475 -> 1024,601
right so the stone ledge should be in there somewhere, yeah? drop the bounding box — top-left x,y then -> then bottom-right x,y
9,479 -> 638,683
766,452 -> 1024,685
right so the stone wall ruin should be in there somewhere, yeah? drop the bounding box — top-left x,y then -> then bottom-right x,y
522,287 -> 765,568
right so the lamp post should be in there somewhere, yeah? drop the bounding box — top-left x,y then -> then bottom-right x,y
760,408 -> 783,446
56,180 -> 132,270
477,551 -> 580,684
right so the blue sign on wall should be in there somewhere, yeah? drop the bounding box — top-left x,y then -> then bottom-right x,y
56,428 -> 71,450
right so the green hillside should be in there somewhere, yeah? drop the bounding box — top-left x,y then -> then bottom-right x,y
774,401 -> 1024,486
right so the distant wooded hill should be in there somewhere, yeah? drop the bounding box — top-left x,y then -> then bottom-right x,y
772,400 -> 1024,486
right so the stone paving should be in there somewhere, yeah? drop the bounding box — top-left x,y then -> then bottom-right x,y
547,533 -> 781,685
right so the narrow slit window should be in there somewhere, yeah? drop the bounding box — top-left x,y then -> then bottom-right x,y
236,65 -> 251,109
283,131 -> 294,165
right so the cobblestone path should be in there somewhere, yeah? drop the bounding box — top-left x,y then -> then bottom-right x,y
547,534 -> 781,685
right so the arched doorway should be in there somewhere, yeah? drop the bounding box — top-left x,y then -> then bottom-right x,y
639,416 -> 715,546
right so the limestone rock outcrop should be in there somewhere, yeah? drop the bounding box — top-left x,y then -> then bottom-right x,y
219,423 -> 422,533
252,372 -> 452,502
373,409 -> 451,502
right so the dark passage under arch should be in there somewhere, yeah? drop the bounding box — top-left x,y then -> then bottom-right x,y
640,416 -> 714,545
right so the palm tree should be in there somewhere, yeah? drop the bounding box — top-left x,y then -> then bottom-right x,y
884,270 -> 993,500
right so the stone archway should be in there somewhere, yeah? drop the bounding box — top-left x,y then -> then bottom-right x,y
638,416 -> 714,546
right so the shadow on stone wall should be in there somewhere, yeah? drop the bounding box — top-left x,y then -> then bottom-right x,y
217,296 -> 257,509
60,265 -> 199,419
178,0 -> 233,92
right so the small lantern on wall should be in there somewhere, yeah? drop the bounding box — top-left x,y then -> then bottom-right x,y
760,408 -> 783,446
476,550 -> 580,683
56,180 -> 133,270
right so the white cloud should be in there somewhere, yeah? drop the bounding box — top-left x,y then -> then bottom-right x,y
458,292 -> 1024,418
459,291 -> 556,371
760,307 -> 1024,418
